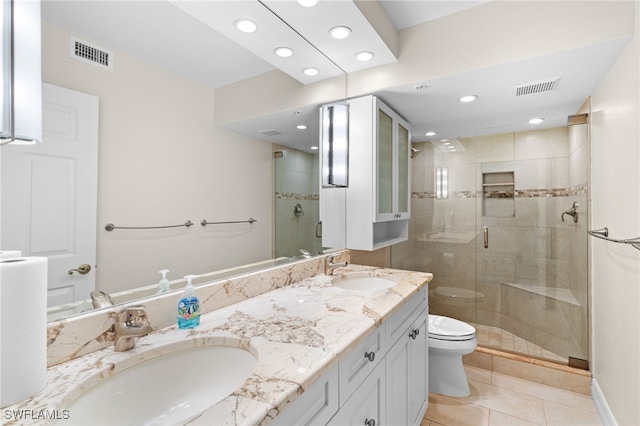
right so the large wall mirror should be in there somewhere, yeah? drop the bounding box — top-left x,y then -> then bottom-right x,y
1,0 -> 348,321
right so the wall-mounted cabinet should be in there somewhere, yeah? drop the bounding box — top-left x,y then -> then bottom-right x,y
345,95 -> 411,251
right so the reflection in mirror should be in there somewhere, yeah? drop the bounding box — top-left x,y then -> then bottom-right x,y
0,1 -> 348,322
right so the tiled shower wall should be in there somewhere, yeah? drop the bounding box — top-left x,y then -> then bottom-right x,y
392,125 -> 589,363
273,145 -> 323,259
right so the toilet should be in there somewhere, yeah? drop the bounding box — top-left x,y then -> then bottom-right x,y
428,314 -> 477,397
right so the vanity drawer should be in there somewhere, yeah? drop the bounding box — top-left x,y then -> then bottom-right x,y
385,287 -> 427,346
338,325 -> 386,405
272,363 -> 339,426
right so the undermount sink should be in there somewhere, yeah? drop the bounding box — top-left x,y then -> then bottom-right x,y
60,345 -> 257,425
332,275 -> 397,292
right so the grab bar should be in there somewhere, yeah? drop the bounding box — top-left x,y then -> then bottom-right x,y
588,227 -> 640,251
201,218 -> 257,226
105,220 -> 194,232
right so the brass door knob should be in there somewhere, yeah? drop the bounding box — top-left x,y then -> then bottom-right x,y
68,263 -> 92,275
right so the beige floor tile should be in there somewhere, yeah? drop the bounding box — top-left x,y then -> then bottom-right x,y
425,392 -> 490,426
491,372 -> 597,413
465,365 -> 492,384
543,400 -> 602,425
464,380 -> 546,424
488,410 -> 543,425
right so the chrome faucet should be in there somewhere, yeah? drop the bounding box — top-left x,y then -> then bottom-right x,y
325,255 -> 348,275
561,202 -> 579,223
114,305 -> 152,352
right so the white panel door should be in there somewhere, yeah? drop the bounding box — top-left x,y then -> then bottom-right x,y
1,83 -> 98,306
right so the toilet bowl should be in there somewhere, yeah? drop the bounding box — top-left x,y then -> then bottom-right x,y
428,314 -> 477,397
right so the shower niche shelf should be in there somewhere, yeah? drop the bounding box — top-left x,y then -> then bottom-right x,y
482,172 -> 514,217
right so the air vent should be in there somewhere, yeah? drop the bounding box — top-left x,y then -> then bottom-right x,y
514,77 -> 559,96
259,129 -> 283,137
69,36 -> 113,71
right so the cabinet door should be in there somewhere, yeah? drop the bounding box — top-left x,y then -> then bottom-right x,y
385,308 -> 428,426
396,120 -> 410,219
408,310 -> 428,425
375,99 -> 411,222
376,104 -> 395,222
385,330 -> 411,425
328,364 -> 386,426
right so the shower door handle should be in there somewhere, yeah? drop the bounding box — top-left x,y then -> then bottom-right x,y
483,226 -> 489,249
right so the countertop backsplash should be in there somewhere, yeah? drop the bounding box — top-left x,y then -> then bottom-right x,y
46,251 -> 348,367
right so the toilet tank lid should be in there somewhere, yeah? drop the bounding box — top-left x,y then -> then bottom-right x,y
428,314 -> 476,337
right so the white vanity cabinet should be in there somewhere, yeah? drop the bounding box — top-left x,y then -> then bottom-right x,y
276,287 -> 428,426
385,309 -> 428,426
345,95 -> 411,251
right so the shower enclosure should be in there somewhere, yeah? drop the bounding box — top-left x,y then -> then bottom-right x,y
391,120 -> 590,366
273,145 -> 323,259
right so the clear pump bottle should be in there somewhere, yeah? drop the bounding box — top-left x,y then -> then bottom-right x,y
156,269 -> 171,294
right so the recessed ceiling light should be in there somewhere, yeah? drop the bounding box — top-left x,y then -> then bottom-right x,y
303,67 -> 319,76
297,0 -> 320,7
459,95 -> 478,103
443,142 -> 451,146
310,146 -> 319,150
440,139 -> 449,142
529,117 -> 545,125
355,51 -> 374,62
297,124 -> 308,130
234,19 -> 257,33
274,47 -> 293,58
425,131 -> 436,137
329,26 -> 351,39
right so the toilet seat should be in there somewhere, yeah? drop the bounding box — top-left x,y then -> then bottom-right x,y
429,314 -> 476,341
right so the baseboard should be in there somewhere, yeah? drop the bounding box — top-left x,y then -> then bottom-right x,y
592,378 -> 617,426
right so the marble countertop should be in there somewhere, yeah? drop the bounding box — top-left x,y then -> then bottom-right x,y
6,264 -> 431,425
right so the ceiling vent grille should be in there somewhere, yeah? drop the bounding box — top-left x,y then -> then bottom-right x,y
259,129 -> 283,137
514,77 -> 559,96
69,36 -> 113,71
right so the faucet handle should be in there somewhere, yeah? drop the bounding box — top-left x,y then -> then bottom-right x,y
117,305 -> 149,327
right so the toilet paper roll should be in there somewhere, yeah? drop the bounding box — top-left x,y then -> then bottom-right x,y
1,257 -> 48,408
0,250 -> 22,260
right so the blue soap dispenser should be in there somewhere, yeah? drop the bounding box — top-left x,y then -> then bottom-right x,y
177,275 -> 200,329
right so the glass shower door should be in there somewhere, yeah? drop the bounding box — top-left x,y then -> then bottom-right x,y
474,122 -> 589,365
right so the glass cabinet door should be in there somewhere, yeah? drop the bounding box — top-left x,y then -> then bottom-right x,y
377,108 -> 394,218
396,123 -> 410,217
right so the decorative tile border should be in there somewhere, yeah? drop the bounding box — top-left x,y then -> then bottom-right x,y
412,183 -> 587,200
275,192 -> 319,201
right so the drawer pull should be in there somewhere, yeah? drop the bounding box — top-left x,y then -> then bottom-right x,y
364,419 -> 376,426
364,351 -> 375,362
409,329 -> 420,340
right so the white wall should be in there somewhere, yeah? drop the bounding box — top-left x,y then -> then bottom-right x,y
590,2 -> 640,425
42,22 -> 273,294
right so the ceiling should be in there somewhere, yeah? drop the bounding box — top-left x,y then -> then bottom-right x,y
42,1 -> 630,152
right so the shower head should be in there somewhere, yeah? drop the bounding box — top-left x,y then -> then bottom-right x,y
410,147 -> 421,158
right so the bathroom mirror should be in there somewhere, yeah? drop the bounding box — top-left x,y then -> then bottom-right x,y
1,0 -> 348,321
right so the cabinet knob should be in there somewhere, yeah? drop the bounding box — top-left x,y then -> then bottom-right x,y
364,419 -> 376,426
364,351 -> 375,362
409,329 -> 420,340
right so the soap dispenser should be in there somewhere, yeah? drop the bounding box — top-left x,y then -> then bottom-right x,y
156,269 -> 171,294
177,275 -> 200,329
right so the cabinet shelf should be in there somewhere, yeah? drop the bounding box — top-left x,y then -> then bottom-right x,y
482,182 -> 514,187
